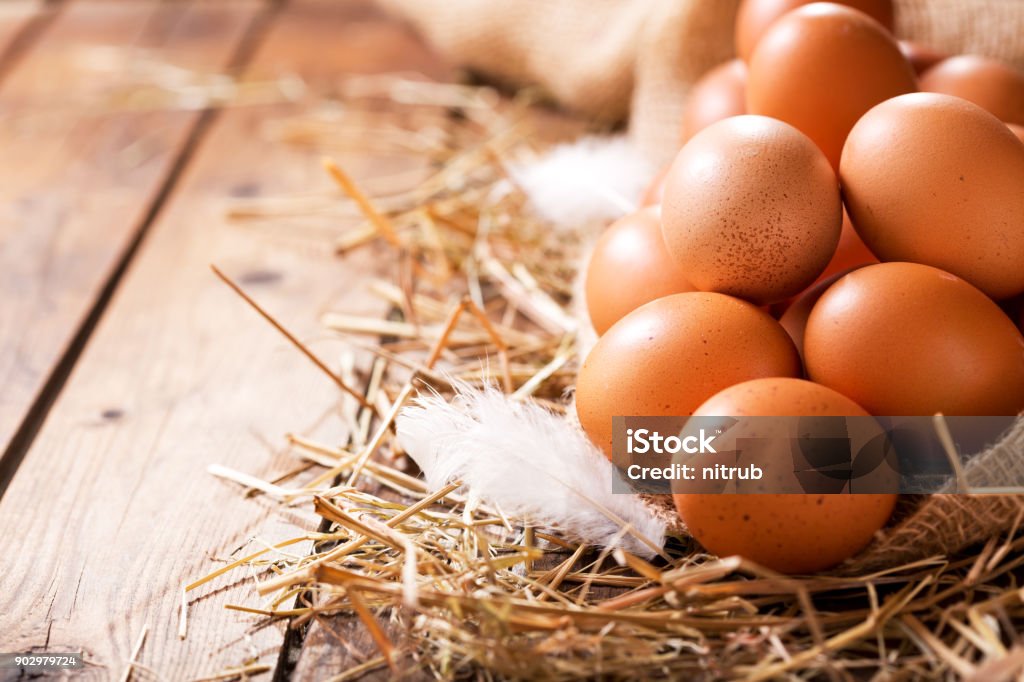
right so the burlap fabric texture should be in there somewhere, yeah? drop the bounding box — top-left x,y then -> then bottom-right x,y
377,0 -> 1024,568
377,0 -> 1024,164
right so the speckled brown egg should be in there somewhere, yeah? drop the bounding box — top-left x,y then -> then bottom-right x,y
735,0 -> 895,62
680,59 -> 747,144
584,207 -> 694,335
673,377 -> 897,574
1010,123 -> 1024,145
576,292 -> 800,457
920,55 -> 1024,126
771,211 -> 877,317
661,115 -> 841,305
804,262 -> 1024,416
898,40 -> 947,76
840,93 -> 1024,299
746,3 -> 916,170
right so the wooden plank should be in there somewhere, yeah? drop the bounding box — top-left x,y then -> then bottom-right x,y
0,0 -> 263,474
294,608 -> 403,681
0,0 -> 448,679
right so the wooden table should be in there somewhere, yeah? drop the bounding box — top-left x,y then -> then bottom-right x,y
0,1 -> 466,678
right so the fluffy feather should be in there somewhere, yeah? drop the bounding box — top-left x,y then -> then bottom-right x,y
396,384 -> 666,557
508,135 -> 655,227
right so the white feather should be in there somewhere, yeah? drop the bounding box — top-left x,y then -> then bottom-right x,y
508,135 -> 655,227
396,384 -> 666,558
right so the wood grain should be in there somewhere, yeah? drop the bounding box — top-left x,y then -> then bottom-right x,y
0,0 -> 448,679
0,0 -> 262,469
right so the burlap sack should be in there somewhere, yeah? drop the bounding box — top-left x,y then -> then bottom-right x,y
376,0 -> 1024,567
378,0 -> 1024,163
850,418 -> 1024,572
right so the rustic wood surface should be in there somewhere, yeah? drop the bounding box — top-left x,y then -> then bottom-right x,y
0,0 -> 262,478
0,0 -> 459,679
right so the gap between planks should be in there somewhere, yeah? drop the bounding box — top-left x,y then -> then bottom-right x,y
0,0 -> 280,500
0,0 -> 452,678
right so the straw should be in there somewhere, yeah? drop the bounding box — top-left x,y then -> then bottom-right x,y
193,73 -> 1024,680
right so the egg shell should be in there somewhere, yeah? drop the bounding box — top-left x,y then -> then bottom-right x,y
898,40 -> 948,75
1010,123 -> 1024,145
673,378 -> 897,574
746,3 -> 916,170
821,211 -> 878,279
840,92 -> 1024,299
804,262 -> 1024,416
680,59 -> 748,144
779,268 -> 854,360
772,211 -> 878,317
640,164 -> 670,207
735,0 -> 895,62
662,115 -> 841,305
920,55 -> 1024,126
584,207 -> 694,335
576,292 -> 800,457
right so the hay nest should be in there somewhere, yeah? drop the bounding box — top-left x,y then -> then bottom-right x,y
190,75 -> 1024,680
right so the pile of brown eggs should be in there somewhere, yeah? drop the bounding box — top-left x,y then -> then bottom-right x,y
576,0 -> 1024,573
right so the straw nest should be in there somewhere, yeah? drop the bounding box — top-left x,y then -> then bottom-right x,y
190,75 -> 1024,681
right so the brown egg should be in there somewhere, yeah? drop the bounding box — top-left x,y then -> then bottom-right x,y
804,262 -> 1024,416
640,165 -> 670,207
773,210 -> 878,313
898,40 -> 948,76
680,59 -> 747,144
584,207 -> 694,335
746,3 -> 916,170
771,211 -> 875,317
662,115 -> 841,305
1010,123 -> 1024,145
841,93 -> 1024,299
735,0 -> 895,63
821,211 -> 878,279
779,268 -> 852,359
920,55 -> 1024,126
673,378 -> 897,573
576,292 -> 800,457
